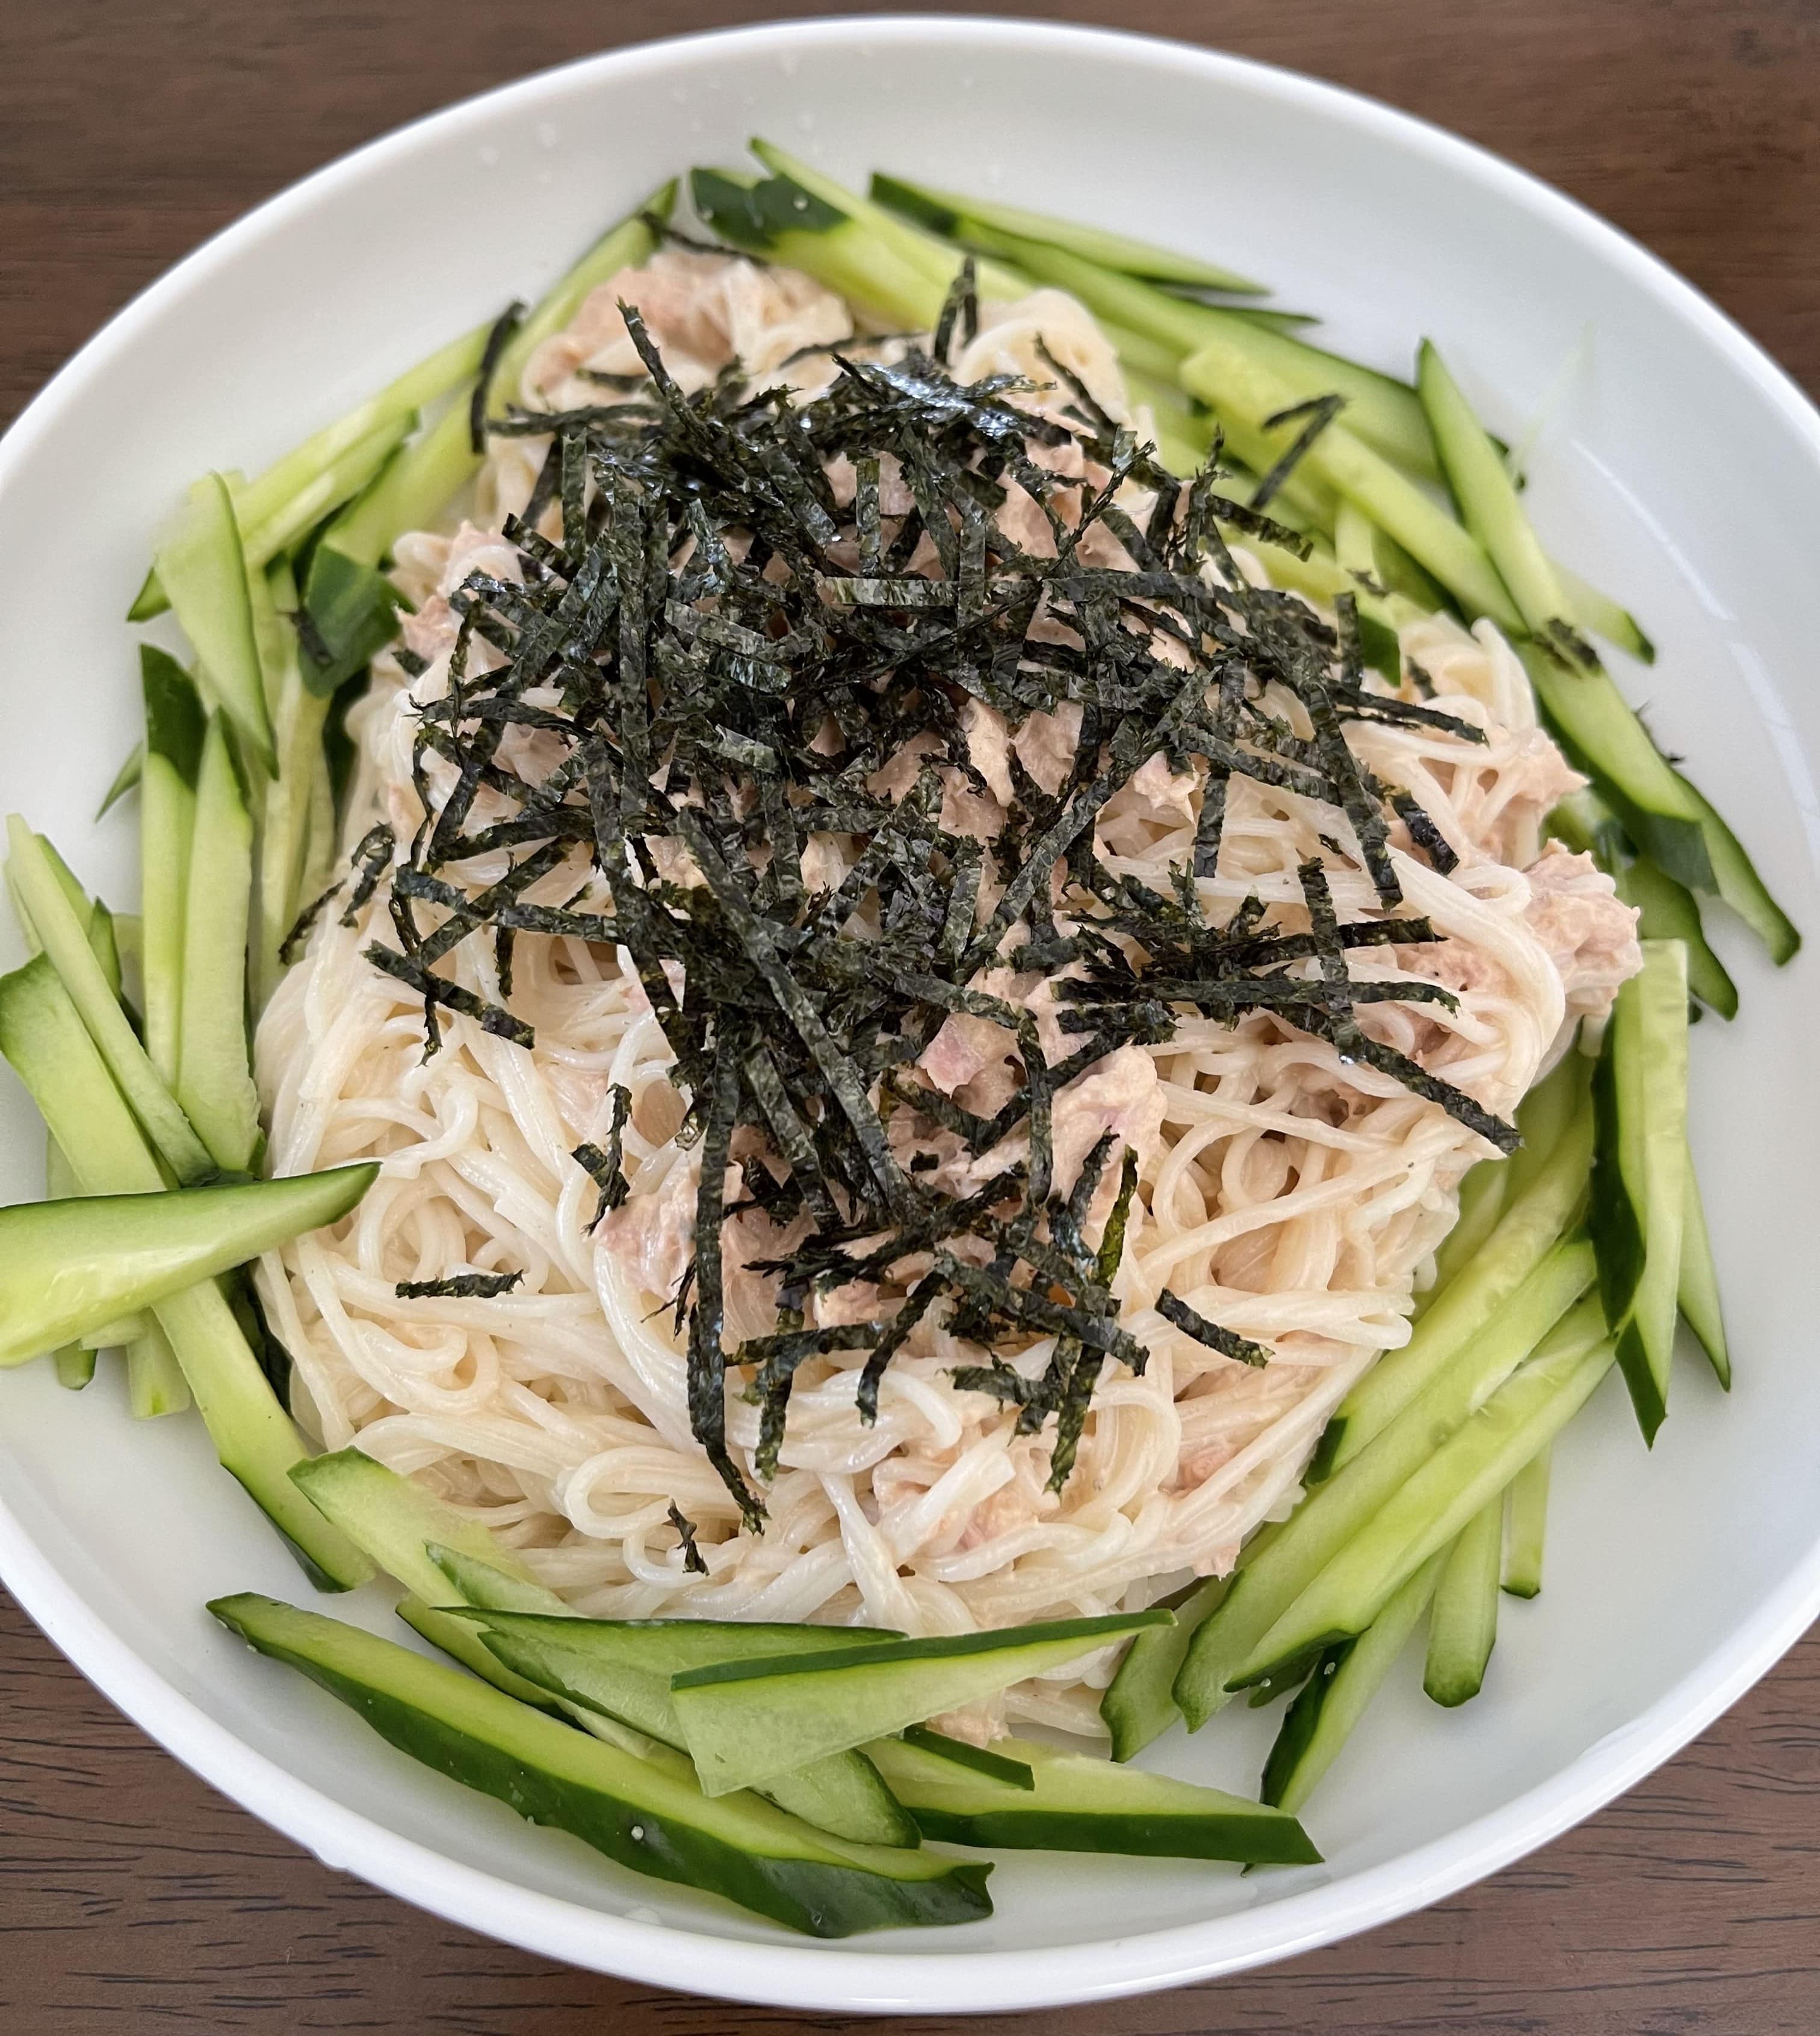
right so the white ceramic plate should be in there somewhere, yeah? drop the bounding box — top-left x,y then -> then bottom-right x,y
2,16 -> 1817,2016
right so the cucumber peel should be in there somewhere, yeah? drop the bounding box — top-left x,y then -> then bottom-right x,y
209,1594 -> 991,1938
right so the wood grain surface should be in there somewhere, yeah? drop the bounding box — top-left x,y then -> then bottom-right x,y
2,3 -> 1818,2029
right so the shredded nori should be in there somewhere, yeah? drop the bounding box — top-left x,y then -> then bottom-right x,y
394,1270 -> 525,1299
305,291 -> 1514,1515
471,300 -> 527,454
667,1500 -> 710,1575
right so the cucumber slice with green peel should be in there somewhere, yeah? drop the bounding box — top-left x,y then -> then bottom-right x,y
236,411 -> 414,574
326,190 -> 670,570
130,320 -> 494,619
1620,854 -> 1736,1019
251,568 -> 332,1010
692,168 -> 947,332
1521,642 -> 1713,893
1312,1096 -> 1592,1482
1101,1574 -> 1230,1760
868,1733 -> 1320,1864
0,954 -> 370,1585
1415,1157 -> 1509,1320
1175,1248 -> 1596,1726
152,473 -> 276,775
905,217 -> 1438,479
751,147 -> 1029,305
294,543 -> 407,696
1677,772 -> 1800,965
1422,1497 -> 1502,1705
96,743 -> 143,820
5,817 -> 214,1184
0,1164 -> 375,1367
469,1619 -> 920,1851
1260,1550 -> 1446,1816
1553,559 -> 1654,664
44,1138 -> 96,1390
288,1448 -> 564,1702
868,173 -> 1267,294
1180,338 -> 1515,627
1232,1309 -> 1617,1690
208,1594 -> 991,1938
138,648 -> 205,1085
1678,1147 -> 1729,1389
1416,340 -> 1567,636
173,715 -> 261,1173
1502,1442 -> 1551,1598
1589,941 -> 1689,1443
124,1314 -> 190,1421
669,1611 -> 1169,1799
899,1725 -> 1035,1790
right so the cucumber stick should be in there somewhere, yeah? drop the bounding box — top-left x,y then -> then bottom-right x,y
0,1165 -> 374,1367
1174,1250 -> 1596,1727
904,215 -> 1438,480
669,1612 -> 1169,1798
1414,1153 -> 1508,1323
174,715 -> 261,1173
1100,1572 -> 1233,1761
1678,1147 -> 1729,1388
43,1138 -> 96,1391
124,1314 -> 190,1422
751,146 -> 1029,306
235,412 -> 413,571
0,956 -> 370,1588
1232,1312 -> 1617,1687
138,648 -> 206,1085
868,1733 -> 1320,1864
209,1594 -> 992,1938
250,563 -> 330,1008
1416,341 -> 1568,635
1502,1443 -> 1551,1597
1678,772 -> 1800,966
326,190 -> 671,570
152,472 -> 275,775
289,1447 -> 567,1703
5,815 -> 214,1184
1312,1087 -> 1591,1481
1589,940 -> 1689,1443
1180,337 -> 1515,626
456,1601 -> 920,1850
1554,559 -> 1654,664
1261,1550 -> 1446,1816
866,172 -> 1266,294
1422,1497 -> 1502,1705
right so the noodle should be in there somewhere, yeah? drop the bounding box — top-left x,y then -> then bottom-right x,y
255,249 -> 1639,1740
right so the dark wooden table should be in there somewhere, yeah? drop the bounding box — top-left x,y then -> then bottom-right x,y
4,4 -> 1818,2028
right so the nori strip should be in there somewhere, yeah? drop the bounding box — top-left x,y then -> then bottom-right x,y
395,1270 -> 525,1299
471,299 -> 527,453
667,1501 -> 709,1575
1156,1288 -> 1270,1366
573,1084 -> 633,1231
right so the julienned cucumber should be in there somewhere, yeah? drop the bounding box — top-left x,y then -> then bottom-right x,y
867,1733 -> 1320,1864
1678,1150 -> 1729,1389
669,1612 -> 1169,1798
0,955 -> 370,1588
208,1594 -> 992,1938
151,472 -> 276,775
1422,1496 -> 1502,1705
5,817 -> 215,1185
1502,1443 -> 1551,1598
1099,1571 -> 1233,1761
1260,1550 -> 1446,1816
173,713 -> 261,1173
899,1725 -> 1035,1790
1416,340 -> 1570,636
324,188 -> 673,572
1677,772 -> 1800,966
288,1447 -> 566,1703
1311,1085 -> 1591,1482
1173,1248 -> 1596,1727
1231,1309 -> 1617,1689
0,1165 -> 376,1367
866,172 -> 1266,294
463,1611 -> 920,1851
138,648 -> 205,1085
1179,337 -> 1515,627
1589,941 -> 1689,1444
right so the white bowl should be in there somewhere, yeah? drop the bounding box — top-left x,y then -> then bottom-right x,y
2,15 -> 1817,2016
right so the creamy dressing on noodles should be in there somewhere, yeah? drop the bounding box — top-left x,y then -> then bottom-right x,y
255,250 -> 1639,1738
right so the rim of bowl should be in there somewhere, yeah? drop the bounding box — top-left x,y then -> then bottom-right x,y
2,14 -> 1818,2016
